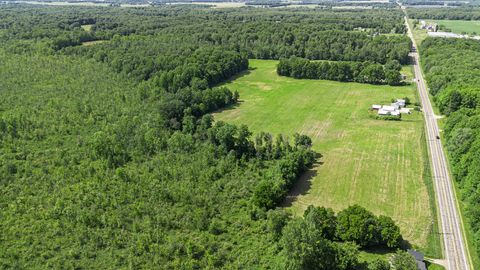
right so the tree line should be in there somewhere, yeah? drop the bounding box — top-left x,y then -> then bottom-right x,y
277,57 -> 403,85
271,204 -> 414,270
1,5 -> 411,65
408,7 -> 480,20
420,37 -> 480,264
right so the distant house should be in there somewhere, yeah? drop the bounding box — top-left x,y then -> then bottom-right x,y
419,20 -> 438,32
378,109 -> 390,115
396,99 -> 406,107
400,108 -> 412,114
390,111 -> 400,116
408,250 -> 427,270
420,20 -> 426,29
382,105 -> 396,112
373,100 -> 409,117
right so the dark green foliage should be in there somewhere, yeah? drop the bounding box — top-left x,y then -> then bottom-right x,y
421,37 -> 480,259
0,49 -> 319,269
281,218 -> 362,270
378,215 -> 403,248
252,138 -> 316,210
336,205 -> 403,248
303,205 -> 337,240
280,205 -> 402,270
420,38 -> 480,115
408,8 -> 480,20
0,5 -> 409,269
267,209 -> 291,240
282,218 -> 339,270
337,205 -> 381,247
277,57 -> 402,85
391,250 -> 418,270
368,259 -> 391,270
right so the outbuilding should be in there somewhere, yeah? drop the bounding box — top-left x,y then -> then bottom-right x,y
382,105 -> 396,112
372,104 -> 382,110
378,109 -> 390,115
396,99 -> 406,107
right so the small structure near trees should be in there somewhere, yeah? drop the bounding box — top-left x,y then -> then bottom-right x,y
372,98 -> 411,119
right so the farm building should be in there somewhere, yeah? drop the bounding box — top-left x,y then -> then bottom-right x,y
400,108 -> 412,114
391,103 -> 400,110
378,109 -> 390,115
382,105 -> 396,112
373,99 -> 410,116
396,99 -> 406,107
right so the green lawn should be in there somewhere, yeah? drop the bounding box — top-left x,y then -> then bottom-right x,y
409,19 -> 428,45
434,20 -> 480,35
81,24 -> 93,32
215,59 -> 435,249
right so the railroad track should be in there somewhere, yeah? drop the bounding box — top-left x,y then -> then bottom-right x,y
405,17 -> 471,270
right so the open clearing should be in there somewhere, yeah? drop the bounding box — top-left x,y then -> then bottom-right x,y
215,59 -> 434,249
81,24 -> 93,32
432,20 -> 480,35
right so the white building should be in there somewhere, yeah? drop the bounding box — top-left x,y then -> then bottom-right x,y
382,105 -> 396,112
396,99 -> 406,107
378,109 -> 390,115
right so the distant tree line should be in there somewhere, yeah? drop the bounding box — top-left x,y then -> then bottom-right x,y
408,7 -> 480,20
277,57 -> 403,85
2,6 -> 410,64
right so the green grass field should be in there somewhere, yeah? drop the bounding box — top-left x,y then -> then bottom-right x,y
409,19 -> 429,45
434,20 -> 480,35
81,24 -> 93,32
215,59 -> 435,249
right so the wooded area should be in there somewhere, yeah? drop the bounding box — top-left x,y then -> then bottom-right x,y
408,7 -> 480,20
277,57 -> 403,85
421,37 -> 480,263
0,5 -> 418,269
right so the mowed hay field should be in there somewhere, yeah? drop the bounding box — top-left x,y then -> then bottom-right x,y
433,20 -> 480,35
215,60 -> 434,248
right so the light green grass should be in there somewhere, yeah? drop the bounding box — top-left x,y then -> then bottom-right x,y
433,20 -> 480,35
409,18 -> 428,45
427,262 -> 446,270
81,24 -> 93,32
215,59 -> 435,249
81,40 -> 106,46
401,65 -> 414,83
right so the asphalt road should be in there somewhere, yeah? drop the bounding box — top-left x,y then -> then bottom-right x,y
405,17 -> 471,270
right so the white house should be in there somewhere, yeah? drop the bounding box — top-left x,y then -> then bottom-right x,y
400,108 -> 412,114
378,109 -> 390,115
372,104 -> 382,110
396,99 -> 406,107
382,105 -> 396,112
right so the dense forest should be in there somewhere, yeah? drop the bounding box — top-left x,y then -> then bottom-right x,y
277,57 -> 403,85
407,7 -> 480,20
0,5 -> 418,269
420,37 -> 480,262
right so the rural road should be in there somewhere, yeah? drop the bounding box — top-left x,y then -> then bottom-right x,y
405,17 -> 471,270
